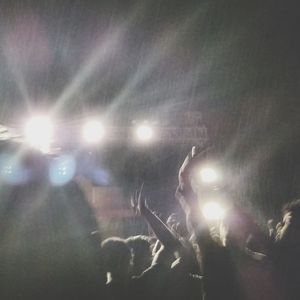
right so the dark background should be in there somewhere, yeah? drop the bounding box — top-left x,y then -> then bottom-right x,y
0,0 -> 299,223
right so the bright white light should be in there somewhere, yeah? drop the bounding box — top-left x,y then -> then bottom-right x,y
136,125 -> 153,142
202,201 -> 225,221
82,120 -> 105,143
24,115 -> 53,151
199,167 -> 219,184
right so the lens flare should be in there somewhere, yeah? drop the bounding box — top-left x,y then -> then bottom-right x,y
49,154 -> 76,186
136,124 -> 153,142
199,167 -> 219,184
82,120 -> 105,143
202,201 -> 225,221
24,115 -> 53,151
0,154 -> 30,184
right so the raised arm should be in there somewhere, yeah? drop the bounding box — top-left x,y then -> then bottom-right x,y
138,196 -> 181,251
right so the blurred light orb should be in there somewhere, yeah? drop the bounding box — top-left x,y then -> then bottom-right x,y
82,120 -> 105,143
0,154 -> 30,184
49,154 -> 76,186
24,115 -> 53,151
202,201 -> 225,221
136,124 -> 153,142
199,167 -> 219,184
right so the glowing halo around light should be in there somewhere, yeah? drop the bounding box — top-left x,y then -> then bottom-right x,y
198,167 -> 219,184
135,124 -> 154,142
82,120 -> 105,144
24,115 -> 54,151
202,201 -> 225,221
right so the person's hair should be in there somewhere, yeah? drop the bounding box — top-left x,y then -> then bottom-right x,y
126,235 -> 152,274
101,237 -> 131,275
126,235 -> 151,256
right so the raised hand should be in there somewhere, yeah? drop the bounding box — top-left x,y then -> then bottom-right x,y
130,183 -> 145,216
176,145 -> 207,208
130,183 -> 151,217
138,194 -> 150,216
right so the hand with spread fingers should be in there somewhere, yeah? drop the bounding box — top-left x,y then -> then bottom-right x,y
130,184 -> 148,216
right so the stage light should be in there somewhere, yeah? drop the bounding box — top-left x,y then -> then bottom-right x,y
202,201 -> 225,221
136,124 -> 153,142
24,115 -> 53,151
82,120 -> 105,143
49,154 -> 76,186
198,167 -> 219,184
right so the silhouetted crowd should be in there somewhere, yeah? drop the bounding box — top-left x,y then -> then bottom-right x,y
0,147 -> 299,300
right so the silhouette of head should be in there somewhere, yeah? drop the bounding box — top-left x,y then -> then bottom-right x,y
101,237 -> 132,280
126,235 -> 151,275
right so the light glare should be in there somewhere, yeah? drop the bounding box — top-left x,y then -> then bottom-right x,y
199,167 -> 219,183
24,116 -> 53,151
82,120 -> 105,143
136,125 -> 153,142
202,201 -> 225,221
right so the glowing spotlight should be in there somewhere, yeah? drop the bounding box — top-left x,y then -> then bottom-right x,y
198,167 -> 219,184
49,154 -> 76,186
136,124 -> 153,142
202,201 -> 225,221
24,115 -> 53,151
82,120 -> 105,143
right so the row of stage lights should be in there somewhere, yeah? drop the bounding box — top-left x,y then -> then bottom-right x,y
24,115 -> 155,151
21,115 -> 226,222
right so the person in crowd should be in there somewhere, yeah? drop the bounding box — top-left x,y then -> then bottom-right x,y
176,146 -> 283,300
102,234 -> 178,300
1,146 -> 299,300
132,194 -> 203,300
222,206 -> 282,300
175,146 -> 241,299
101,237 -> 132,300
126,235 -> 152,276
269,199 -> 300,300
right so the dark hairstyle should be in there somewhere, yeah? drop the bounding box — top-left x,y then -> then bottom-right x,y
126,235 -> 151,253
101,237 -> 132,275
125,235 -> 152,276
